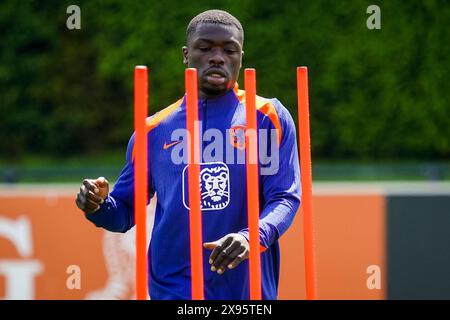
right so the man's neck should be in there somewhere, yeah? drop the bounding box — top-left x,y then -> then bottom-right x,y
199,88 -> 233,101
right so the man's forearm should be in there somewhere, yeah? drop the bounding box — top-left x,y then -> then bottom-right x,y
84,194 -> 135,233
238,194 -> 300,250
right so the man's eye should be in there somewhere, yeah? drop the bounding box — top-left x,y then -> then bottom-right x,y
224,48 -> 237,54
199,47 -> 210,52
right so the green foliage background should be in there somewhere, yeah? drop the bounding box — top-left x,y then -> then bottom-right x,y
1,0 -> 449,162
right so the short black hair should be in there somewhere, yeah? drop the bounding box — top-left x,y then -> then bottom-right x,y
186,10 -> 244,45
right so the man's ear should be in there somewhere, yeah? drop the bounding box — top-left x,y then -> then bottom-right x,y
182,46 -> 188,66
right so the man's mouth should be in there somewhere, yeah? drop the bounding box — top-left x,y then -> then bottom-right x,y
205,71 -> 227,86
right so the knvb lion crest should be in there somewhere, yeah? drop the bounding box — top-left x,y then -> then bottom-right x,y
229,125 -> 246,150
182,162 -> 230,211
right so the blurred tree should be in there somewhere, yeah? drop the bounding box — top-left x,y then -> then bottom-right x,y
0,0 -> 449,161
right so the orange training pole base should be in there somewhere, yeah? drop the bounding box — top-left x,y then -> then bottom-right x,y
297,66 -> 317,300
185,68 -> 205,300
244,68 -> 262,300
134,66 -> 149,300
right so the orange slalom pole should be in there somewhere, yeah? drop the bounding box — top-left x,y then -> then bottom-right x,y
296,66 -> 317,300
134,66 -> 149,300
244,68 -> 262,300
185,68 -> 204,300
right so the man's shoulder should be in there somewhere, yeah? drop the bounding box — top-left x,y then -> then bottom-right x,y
145,97 -> 184,132
254,95 -> 293,123
124,97 -> 184,159
252,95 -> 296,144
237,88 -> 287,114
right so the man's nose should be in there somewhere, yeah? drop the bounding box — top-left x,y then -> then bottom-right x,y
209,49 -> 225,65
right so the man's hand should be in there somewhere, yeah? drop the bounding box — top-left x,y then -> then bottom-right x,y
203,233 -> 249,275
75,177 -> 109,214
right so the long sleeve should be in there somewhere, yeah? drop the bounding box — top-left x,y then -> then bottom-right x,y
239,99 -> 301,250
85,132 -> 154,233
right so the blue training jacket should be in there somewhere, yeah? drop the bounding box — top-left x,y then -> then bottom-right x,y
85,84 -> 301,300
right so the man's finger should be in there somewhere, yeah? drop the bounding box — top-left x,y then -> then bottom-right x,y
77,190 -> 100,211
76,192 -> 87,208
218,245 -> 246,272
96,177 -> 108,188
83,179 -> 99,194
80,185 -> 103,204
84,197 -> 100,211
75,196 -> 83,210
212,240 -> 240,272
204,233 -> 232,250
207,236 -> 233,266
203,241 -> 219,251
227,251 -> 248,270
86,190 -> 104,204
208,246 -> 223,268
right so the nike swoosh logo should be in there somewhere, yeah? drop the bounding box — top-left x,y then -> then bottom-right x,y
163,140 -> 182,150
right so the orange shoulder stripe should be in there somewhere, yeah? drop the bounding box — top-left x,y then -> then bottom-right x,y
131,97 -> 184,160
256,97 -> 282,145
235,85 -> 282,144
145,97 -> 184,132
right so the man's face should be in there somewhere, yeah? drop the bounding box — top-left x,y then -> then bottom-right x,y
182,23 -> 243,99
